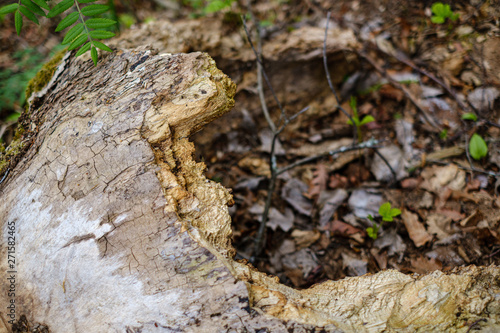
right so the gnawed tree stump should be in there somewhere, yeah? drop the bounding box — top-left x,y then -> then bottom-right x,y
0,37 -> 499,333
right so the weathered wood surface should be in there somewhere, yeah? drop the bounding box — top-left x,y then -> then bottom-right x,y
0,19 -> 499,333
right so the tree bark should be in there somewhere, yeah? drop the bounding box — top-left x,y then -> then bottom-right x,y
0,28 -> 499,333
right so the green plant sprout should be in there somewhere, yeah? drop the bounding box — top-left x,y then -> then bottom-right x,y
461,113 -> 488,160
366,202 -> 401,240
431,2 -> 459,24
0,0 -> 116,65
347,96 -> 375,142
439,128 -> 448,139
469,133 -> 488,160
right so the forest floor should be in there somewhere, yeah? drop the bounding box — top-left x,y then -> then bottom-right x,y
1,0 -> 499,289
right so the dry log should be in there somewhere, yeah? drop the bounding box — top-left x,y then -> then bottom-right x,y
0,21 -> 499,333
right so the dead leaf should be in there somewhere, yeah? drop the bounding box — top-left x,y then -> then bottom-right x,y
459,210 -> 483,227
401,209 -> 432,247
348,189 -> 383,218
374,229 -> 406,259
410,256 -> 442,274
420,164 -> 466,193
328,220 -> 365,238
291,229 -> 321,250
307,163 -> 328,199
426,213 -> 453,240
341,253 -> 368,276
370,248 -> 387,270
318,189 -> 348,229
281,178 -> 313,216
238,155 -> 270,177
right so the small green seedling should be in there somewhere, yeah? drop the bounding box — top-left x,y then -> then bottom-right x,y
431,2 -> 459,24
347,96 -> 375,142
469,133 -> 488,160
439,129 -> 448,139
461,112 -> 478,122
461,113 -> 488,160
366,202 -> 401,240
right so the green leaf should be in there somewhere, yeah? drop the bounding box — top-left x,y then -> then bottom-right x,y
92,40 -> 112,52
431,16 -> 444,24
85,18 -> 116,29
205,0 -> 230,13
390,208 -> 401,218
88,29 -> 115,39
74,41 -> 91,56
19,5 -> 39,24
360,115 -> 375,126
20,0 -> 45,16
47,0 -> 73,18
62,23 -> 84,44
31,0 -> 49,10
68,33 -> 88,50
0,3 -> 19,14
91,46 -> 98,65
366,227 -> 377,240
80,4 -> 109,16
379,202 -> 392,219
77,0 -> 98,3
461,113 -> 477,122
431,3 -> 445,16
15,10 -> 23,35
6,112 -> 21,122
56,12 -> 79,31
469,134 -> 488,160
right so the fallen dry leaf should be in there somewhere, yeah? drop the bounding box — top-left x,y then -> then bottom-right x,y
410,256 -> 443,274
402,209 -> 432,247
426,213 -> 454,240
307,163 -> 328,199
291,229 -> 321,250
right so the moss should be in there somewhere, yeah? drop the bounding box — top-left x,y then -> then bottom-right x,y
0,49 -> 66,180
25,48 -> 67,103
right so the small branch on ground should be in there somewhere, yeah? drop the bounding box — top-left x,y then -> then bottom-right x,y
357,48 -> 441,130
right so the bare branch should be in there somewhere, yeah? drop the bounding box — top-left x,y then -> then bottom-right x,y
277,138 -> 381,175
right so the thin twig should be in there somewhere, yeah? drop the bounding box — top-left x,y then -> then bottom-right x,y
256,25 -> 276,132
277,138 -> 381,175
357,49 -> 440,129
323,11 -> 357,143
387,49 -> 470,112
242,17 -> 287,123
373,148 -> 397,183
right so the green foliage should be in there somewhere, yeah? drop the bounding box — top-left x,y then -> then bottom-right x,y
461,113 -> 488,160
184,0 -> 235,17
431,2 -> 459,24
378,202 -> 401,222
118,13 -> 135,29
469,133 -> 488,160
0,48 -> 45,112
346,96 -> 375,142
439,129 -> 448,139
0,0 -> 116,65
461,112 -> 478,122
366,202 -> 401,240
